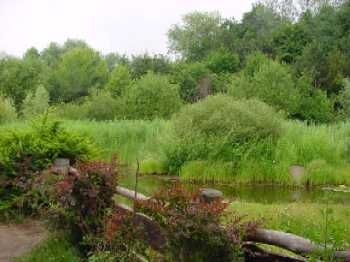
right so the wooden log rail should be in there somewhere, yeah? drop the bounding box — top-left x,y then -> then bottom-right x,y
116,186 -> 350,261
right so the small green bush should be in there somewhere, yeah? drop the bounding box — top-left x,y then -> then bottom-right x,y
0,115 -> 97,176
0,96 -> 17,124
22,85 -> 50,119
167,95 -> 283,172
125,72 -> 182,120
106,64 -> 133,97
83,90 -> 125,120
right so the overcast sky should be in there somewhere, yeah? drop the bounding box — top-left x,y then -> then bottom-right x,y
0,0 -> 255,57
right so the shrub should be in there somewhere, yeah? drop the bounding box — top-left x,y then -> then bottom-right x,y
296,76 -> 333,122
0,115 -> 97,177
106,65 -> 133,97
0,115 -> 98,216
205,49 -> 240,74
83,90 -> 125,120
167,95 -> 283,172
52,159 -> 118,246
125,72 -> 182,120
134,185 -> 256,261
171,62 -> 210,102
22,85 -> 50,119
338,78 -> 350,119
0,96 -> 17,124
229,53 -> 300,115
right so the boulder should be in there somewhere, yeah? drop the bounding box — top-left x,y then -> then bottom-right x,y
52,158 -> 70,175
199,188 -> 223,203
289,165 -> 305,184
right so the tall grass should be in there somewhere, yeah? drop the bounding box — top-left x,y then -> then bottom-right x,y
62,119 -> 171,166
1,118 -> 350,185
180,121 -> 350,185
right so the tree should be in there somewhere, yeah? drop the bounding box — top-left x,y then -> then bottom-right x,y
125,72 -> 182,119
239,4 -> 283,55
104,53 -> 130,72
22,85 -> 50,119
171,62 -> 210,102
49,47 -> 108,102
0,96 -> 17,124
129,53 -> 172,78
106,65 -> 133,97
0,57 -> 41,109
167,12 -> 224,61
229,53 -> 300,115
41,42 -> 64,68
272,22 -> 309,63
204,49 -> 240,74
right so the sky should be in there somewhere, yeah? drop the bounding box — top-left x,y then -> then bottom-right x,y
0,0 -> 255,57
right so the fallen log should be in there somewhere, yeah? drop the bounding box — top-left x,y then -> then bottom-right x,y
116,186 -> 150,201
116,186 -> 350,261
246,229 -> 350,261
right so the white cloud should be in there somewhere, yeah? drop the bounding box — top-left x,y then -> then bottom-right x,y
0,0 -> 255,57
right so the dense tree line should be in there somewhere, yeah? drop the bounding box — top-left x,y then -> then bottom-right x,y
1,0 -> 350,122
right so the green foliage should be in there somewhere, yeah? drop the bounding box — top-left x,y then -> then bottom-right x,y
296,76 -> 333,122
0,96 -> 17,124
53,102 -> 89,120
229,53 -> 300,115
125,72 -> 182,120
49,48 -> 108,103
0,115 -> 97,176
338,79 -> 350,119
238,4 -> 282,55
15,235 -> 81,262
172,62 -> 210,102
106,65 -> 132,97
167,95 -> 283,172
0,56 -> 43,109
129,53 -> 172,78
22,85 -> 50,119
272,23 -> 309,63
204,49 -> 240,74
168,11 -> 224,61
83,90 -> 124,121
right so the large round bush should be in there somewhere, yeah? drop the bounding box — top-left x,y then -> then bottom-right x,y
167,95 -> 284,171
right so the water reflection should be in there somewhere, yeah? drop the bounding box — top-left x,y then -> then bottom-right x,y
119,172 -> 350,206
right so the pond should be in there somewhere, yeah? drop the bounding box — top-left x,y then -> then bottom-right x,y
119,172 -> 350,206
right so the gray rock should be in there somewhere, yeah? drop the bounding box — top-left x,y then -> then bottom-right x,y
199,188 -> 223,202
289,165 -> 305,184
52,158 -> 70,175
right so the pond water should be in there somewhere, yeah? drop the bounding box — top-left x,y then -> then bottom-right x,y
119,173 -> 350,206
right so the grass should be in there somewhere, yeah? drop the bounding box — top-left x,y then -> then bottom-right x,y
14,235 -> 81,262
229,200 -> 350,249
2,118 -> 350,185
180,121 -> 350,186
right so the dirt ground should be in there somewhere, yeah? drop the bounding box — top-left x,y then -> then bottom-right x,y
0,220 -> 46,262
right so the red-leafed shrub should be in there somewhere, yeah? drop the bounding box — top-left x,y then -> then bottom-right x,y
104,185 -> 258,262
51,157 -> 118,248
